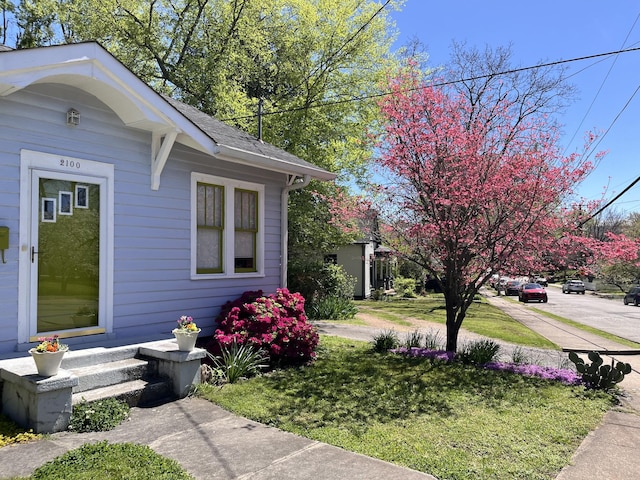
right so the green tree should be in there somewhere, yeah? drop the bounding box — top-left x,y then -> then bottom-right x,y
598,211 -> 640,289
5,0 -> 402,260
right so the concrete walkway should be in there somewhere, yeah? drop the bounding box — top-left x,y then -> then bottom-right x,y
0,398 -> 434,480
1,294 -> 639,479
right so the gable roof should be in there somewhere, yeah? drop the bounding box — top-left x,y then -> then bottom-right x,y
0,42 -> 335,183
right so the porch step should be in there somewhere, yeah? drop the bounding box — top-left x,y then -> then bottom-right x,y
61,345 -> 142,370
72,378 -> 175,407
0,339 -> 206,433
69,357 -> 155,393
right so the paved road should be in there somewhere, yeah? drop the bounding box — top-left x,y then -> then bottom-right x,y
507,285 -> 640,343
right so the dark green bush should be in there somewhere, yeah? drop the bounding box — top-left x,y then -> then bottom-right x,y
288,262 -> 356,301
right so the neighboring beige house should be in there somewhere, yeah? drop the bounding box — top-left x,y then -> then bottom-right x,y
327,213 -> 395,299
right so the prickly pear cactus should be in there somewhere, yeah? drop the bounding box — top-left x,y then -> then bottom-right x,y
568,351 -> 632,390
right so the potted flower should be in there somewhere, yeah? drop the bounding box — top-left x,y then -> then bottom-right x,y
28,335 -> 69,376
172,315 -> 201,351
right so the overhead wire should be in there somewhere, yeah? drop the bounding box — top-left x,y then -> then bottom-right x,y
219,18 -> 640,216
562,11 -> 640,156
220,45 -> 640,122
577,176 -> 640,228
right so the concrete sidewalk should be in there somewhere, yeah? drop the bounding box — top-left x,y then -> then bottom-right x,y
0,397 -> 435,480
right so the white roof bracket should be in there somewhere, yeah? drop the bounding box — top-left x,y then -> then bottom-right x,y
151,130 -> 178,190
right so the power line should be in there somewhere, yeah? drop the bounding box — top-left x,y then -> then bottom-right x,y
562,11 -> 640,156
577,176 -> 640,228
580,82 -> 640,166
220,45 -> 640,122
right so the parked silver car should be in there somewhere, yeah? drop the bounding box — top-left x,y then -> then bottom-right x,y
562,280 -> 585,294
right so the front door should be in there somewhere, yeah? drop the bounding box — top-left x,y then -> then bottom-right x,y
31,172 -> 102,334
20,150 -> 113,343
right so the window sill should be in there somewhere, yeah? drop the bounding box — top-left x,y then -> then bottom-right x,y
191,272 -> 265,280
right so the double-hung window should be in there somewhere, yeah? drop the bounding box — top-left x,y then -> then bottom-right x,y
192,173 -> 264,277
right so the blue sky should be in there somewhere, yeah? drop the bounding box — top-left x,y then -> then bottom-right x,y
388,0 -> 640,214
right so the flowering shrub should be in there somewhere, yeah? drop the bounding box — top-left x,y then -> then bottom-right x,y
34,335 -> 68,353
211,288 -> 319,365
175,315 -> 199,332
391,347 -> 581,386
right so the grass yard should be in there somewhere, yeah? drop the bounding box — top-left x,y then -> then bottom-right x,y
197,335 -> 614,480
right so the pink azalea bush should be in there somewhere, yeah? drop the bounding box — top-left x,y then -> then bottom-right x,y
211,288 -> 319,365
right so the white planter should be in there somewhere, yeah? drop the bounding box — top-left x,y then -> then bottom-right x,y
29,349 -> 67,376
172,328 -> 201,352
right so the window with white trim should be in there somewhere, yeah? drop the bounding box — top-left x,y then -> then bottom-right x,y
192,173 -> 264,277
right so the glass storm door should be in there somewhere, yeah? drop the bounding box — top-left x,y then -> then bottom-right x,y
31,172 -> 101,334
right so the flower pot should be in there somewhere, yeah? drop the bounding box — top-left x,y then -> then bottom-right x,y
29,348 -> 66,376
172,328 -> 201,352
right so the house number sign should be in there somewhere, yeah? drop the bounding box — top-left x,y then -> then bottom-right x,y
60,158 -> 82,169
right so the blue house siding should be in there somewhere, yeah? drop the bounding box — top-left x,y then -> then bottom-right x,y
0,83 -> 283,354
0,43 -> 334,357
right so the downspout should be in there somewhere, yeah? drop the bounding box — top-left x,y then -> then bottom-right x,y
281,174 -> 311,287
361,243 -> 366,299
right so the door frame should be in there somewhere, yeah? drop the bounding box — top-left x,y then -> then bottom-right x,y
18,150 -> 114,345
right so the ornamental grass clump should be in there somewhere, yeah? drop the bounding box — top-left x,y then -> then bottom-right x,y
371,329 -> 400,352
211,288 -> 319,365
204,341 -> 269,384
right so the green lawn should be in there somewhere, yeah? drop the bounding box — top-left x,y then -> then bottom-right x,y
197,335 -> 615,480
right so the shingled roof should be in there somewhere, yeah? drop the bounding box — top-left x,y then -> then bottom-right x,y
163,95 -> 334,180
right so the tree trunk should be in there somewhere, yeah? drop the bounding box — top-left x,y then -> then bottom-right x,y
446,315 -> 461,352
444,288 -> 463,352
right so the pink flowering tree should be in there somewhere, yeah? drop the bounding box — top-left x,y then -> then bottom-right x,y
211,288 -> 319,364
374,47 -> 608,352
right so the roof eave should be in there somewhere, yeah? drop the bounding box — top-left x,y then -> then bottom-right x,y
215,144 -> 337,182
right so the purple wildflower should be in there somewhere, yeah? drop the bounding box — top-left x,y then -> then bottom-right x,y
390,347 -> 456,362
482,362 -> 582,386
390,348 -> 582,386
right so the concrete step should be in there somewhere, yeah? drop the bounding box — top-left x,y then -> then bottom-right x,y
72,378 -> 175,407
61,345 -> 142,369
70,357 -> 156,393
